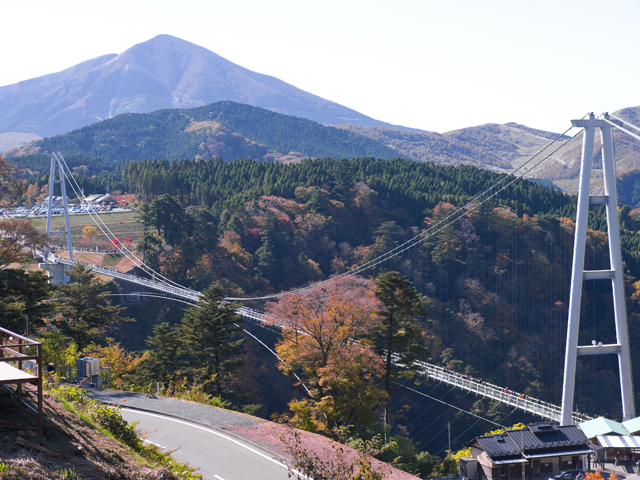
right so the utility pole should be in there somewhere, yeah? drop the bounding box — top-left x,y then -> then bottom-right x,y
448,422 -> 451,460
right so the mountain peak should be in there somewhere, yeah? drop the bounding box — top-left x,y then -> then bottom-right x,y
0,36 -> 409,137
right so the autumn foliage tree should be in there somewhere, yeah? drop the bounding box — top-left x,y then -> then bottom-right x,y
267,276 -> 385,432
585,470 -> 616,480
0,218 -> 48,269
0,155 -> 23,208
81,225 -> 99,247
84,339 -> 143,387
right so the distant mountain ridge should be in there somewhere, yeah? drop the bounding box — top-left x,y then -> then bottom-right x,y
14,99 -> 640,198
338,110 -> 640,194
336,122 -> 569,173
0,35 -> 413,138
7,101 -> 404,163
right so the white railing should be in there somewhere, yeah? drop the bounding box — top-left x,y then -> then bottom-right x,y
232,305 -> 591,424
411,360 -> 589,424
41,252 -> 591,424
45,253 -> 202,303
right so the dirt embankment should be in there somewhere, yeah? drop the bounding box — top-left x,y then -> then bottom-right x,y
0,388 -> 183,479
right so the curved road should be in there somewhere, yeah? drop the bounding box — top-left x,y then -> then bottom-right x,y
120,409 -> 292,480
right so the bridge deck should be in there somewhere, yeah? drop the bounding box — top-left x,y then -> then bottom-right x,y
41,252 -> 592,424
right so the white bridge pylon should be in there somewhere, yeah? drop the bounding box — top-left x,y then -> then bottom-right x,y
46,153 -> 73,259
560,113 -> 635,425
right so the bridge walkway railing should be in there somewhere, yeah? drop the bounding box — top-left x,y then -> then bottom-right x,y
42,254 -> 591,424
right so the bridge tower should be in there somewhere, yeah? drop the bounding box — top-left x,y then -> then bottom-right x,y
41,153 -> 74,284
560,113 -> 635,425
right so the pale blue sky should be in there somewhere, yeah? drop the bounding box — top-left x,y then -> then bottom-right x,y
2,0 -> 638,134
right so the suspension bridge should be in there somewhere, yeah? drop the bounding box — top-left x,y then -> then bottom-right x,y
33,112 -> 640,427
38,250 -> 588,424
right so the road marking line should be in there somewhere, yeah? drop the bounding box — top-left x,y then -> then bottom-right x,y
214,476 -> 226,480
141,438 -> 165,449
121,408 -> 285,468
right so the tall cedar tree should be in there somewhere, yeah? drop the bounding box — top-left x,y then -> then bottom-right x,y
54,264 -> 133,349
143,194 -> 187,246
371,271 -> 429,428
0,269 -> 54,335
138,322 -> 180,384
177,285 -> 244,398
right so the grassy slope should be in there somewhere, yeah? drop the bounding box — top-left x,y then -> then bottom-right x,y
29,211 -> 145,245
0,388 -> 191,479
338,115 -> 640,194
336,122 -> 562,172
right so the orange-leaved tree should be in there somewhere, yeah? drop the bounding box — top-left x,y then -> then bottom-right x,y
84,339 -> 143,387
585,470 -> 616,480
267,276 -> 386,433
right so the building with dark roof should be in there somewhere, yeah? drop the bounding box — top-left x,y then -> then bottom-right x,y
460,423 -> 591,480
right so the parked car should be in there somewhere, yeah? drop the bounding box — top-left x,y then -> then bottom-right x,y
549,470 -> 583,480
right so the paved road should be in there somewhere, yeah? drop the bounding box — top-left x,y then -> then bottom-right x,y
120,408 -> 292,480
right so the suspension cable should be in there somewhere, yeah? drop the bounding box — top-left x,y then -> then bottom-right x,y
392,381 -> 505,428
602,117 -> 640,143
55,153 -> 182,289
55,154 -> 192,293
608,113 -> 640,134
226,118 -> 587,301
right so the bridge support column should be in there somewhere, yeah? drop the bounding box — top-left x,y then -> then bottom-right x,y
46,153 -> 73,261
38,260 -> 71,285
560,113 -> 635,425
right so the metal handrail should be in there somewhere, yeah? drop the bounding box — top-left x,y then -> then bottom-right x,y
0,326 -> 41,345
40,254 -> 591,424
0,327 -> 43,435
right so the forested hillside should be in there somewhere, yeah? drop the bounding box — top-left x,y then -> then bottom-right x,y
9,154 -> 640,459
32,155 -> 640,417
96,156 -> 640,442
8,102 -> 403,163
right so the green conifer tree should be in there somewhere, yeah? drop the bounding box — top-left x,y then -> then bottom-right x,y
138,322 -> 180,384
370,271 -> 430,428
54,265 -> 133,349
177,285 -> 244,398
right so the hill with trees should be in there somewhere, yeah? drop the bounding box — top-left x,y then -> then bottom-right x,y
338,106 -> 640,194
8,152 -> 640,463
7,102 -> 404,164
97,155 -> 640,452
